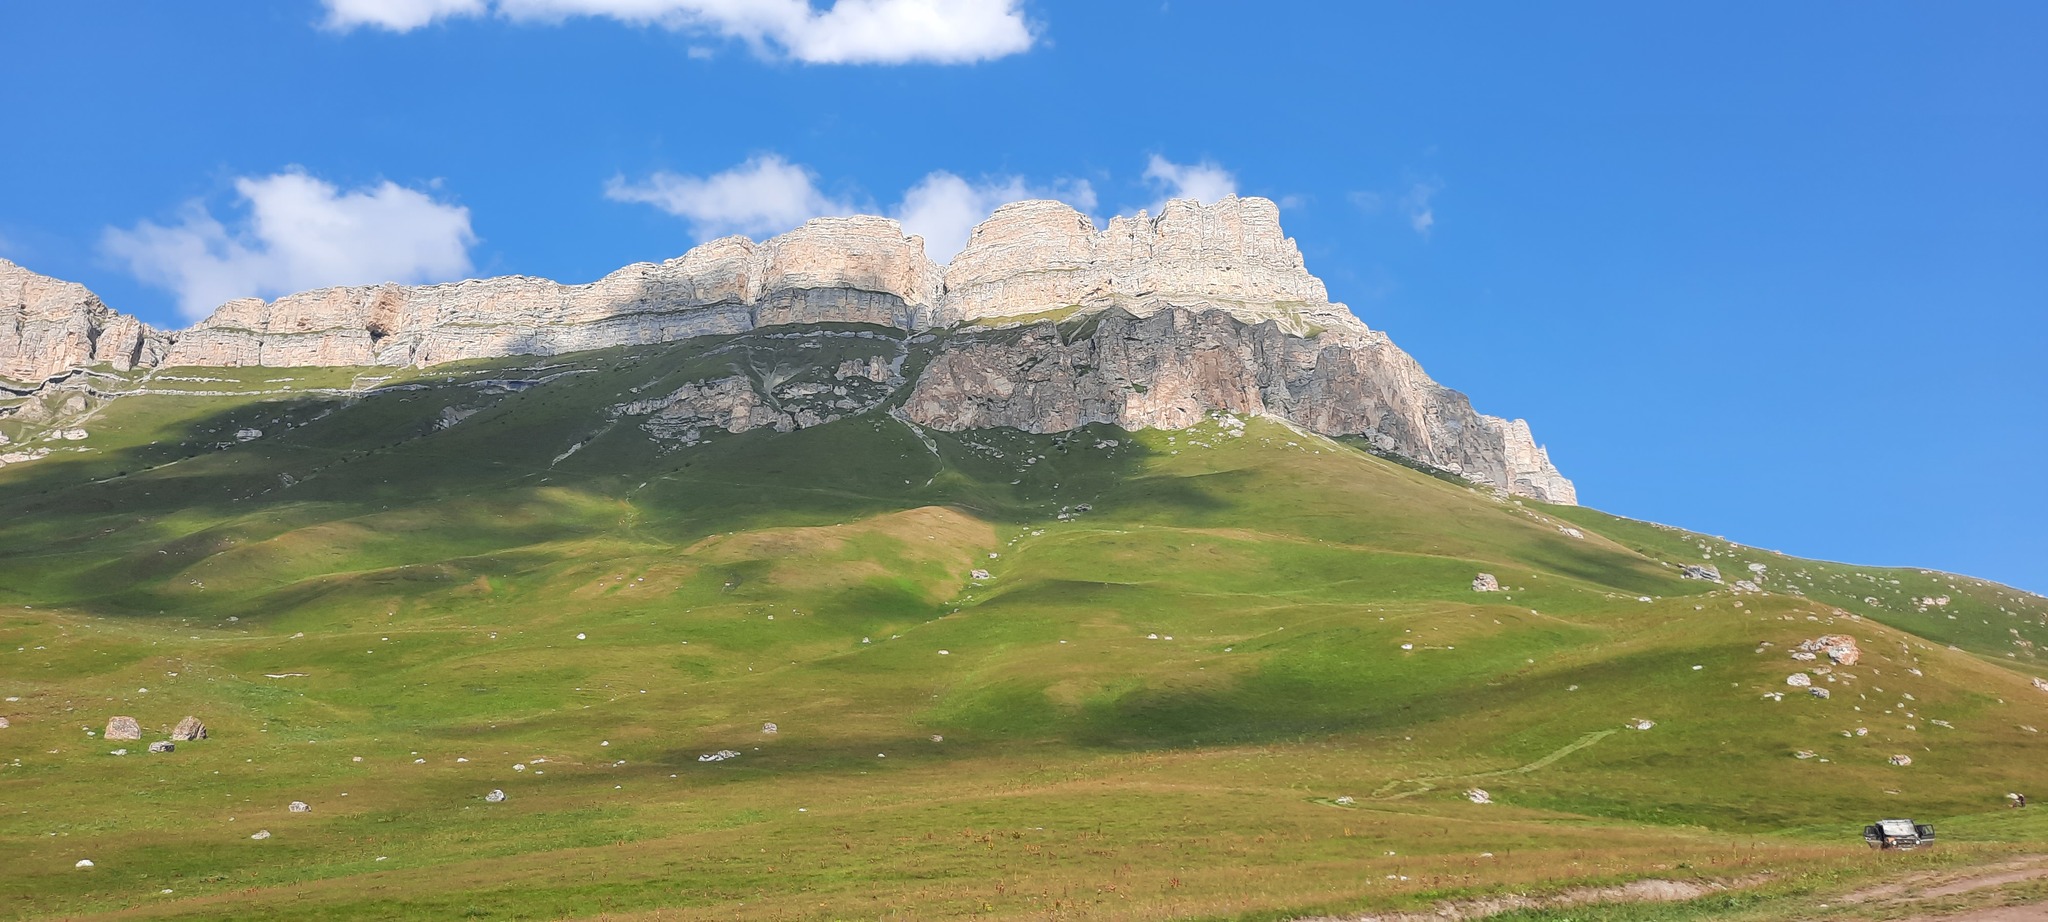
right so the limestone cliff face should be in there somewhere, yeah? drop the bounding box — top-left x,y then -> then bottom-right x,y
2,198 -> 1575,502
1,259 -> 166,383
941,197 -> 1349,333
900,307 -> 1576,504
161,216 -> 942,368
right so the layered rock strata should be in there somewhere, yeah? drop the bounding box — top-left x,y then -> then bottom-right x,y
2,258 -> 167,383
160,216 -> 942,368
900,307 -> 1576,503
0,197 -> 1575,501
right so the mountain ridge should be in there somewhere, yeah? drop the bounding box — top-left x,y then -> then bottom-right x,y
1,196 -> 1575,502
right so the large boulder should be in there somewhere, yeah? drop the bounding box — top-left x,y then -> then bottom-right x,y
170,716 -> 207,741
104,716 -> 141,741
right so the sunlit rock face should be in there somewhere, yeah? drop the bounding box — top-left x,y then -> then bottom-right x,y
1,258 -> 166,383
2,198 -> 1575,502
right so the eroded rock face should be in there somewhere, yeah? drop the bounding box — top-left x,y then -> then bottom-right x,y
1,259 -> 167,383
5,198 -> 1577,502
901,307 -> 1576,503
942,197 -> 1343,332
161,216 -> 943,369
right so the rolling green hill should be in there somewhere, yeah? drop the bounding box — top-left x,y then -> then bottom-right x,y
2,326 -> 2045,921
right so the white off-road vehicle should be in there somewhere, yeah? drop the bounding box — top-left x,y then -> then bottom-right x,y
1862,818 -> 1936,850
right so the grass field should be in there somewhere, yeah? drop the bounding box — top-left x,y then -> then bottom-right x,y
2,327 -> 2045,920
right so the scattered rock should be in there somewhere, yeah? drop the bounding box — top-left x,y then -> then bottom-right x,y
2033,677 -> 2048,693
929,734 -> 944,742
1680,564 -> 1722,582
1795,750 -> 1816,760
288,801 -> 310,813
698,750 -> 740,762
1889,754 -> 1914,766
1465,788 -> 1493,804
104,716 -> 141,741
250,830 -> 271,840
970,569 -> 991,580
1629,719 -> 1655,731
0,717 -> 9,729
148,741 -> 174,753
1472,573 -> 1500,592
485,789 -> 506,803
1798,635 -> 1861,665
75,859 -> 94,869
1786,674 -> 1812,688
109,748 -> 129,756
1810,687 -> 1831,700
170,716 -> 207,741
1734,579 -> 1762,592
1558,526 -> 1584,539
761,722 -> 778,734
234,429 -> 262,441
1335,795 -> 1355,805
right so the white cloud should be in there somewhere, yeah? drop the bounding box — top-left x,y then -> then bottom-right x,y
1142,154 -> 1236,210
103,171 -> 476,320
610,155 -> 1097,262
325,0 -> 486,30
892,172 -> 1095,260
324,0 -> 1036,65
1404,181 -> 1439,238
604,154 -> 856,239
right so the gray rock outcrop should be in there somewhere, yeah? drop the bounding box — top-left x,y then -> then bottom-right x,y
900,307 -> 1575,502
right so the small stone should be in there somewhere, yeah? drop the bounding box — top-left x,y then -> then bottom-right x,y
1794,750 -> 1816,759
75,859 -> 94,868
1811,687 -> 1831,699
1889,754 -> 1913,766
288,801 -> 310,813
250,830 -> 271,840
1334,795 -> 1355,805
148,741 -> 174,753
485,789 -> 506,803
1464,788 -> 1492,804
1472,573 -> 1500,592
1787,673 -> 1813,688
761,722 -> 778,734
104,716 -> 141,741
1629,719 -> 1655,731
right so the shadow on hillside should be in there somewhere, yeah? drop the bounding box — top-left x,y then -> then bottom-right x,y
0,361 -> 1183,618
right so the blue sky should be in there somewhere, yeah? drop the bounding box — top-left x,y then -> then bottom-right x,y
2,2 -> 2044,592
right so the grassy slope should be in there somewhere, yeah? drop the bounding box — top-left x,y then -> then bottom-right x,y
0,330 -> 2045,921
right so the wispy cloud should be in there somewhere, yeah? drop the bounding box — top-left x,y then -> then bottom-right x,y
1404,180 -> 1439,238
103,170 -> 476,319
1142,154 -> 1237,210
608,155 -> 1097,261
323,0 -> 1037,65
605,155 -> 856,240
894,172 -> 1095,260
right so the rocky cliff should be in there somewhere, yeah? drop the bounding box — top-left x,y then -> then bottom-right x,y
0,197 -> 1576,502
900,306 -> 1576,503
1,258 -> 167,384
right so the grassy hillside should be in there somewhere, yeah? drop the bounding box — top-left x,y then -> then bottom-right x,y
1,328 -> 2045,920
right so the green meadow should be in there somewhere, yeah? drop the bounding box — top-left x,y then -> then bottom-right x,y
2,327 -> 2045,920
